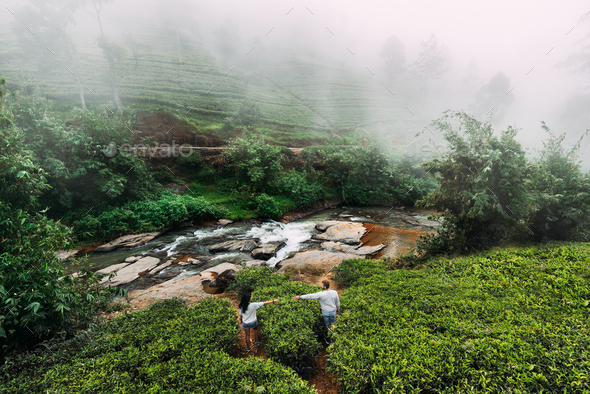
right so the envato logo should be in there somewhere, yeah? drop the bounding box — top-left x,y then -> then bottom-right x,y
103,140 -> 195,158
403,140 -> 495,159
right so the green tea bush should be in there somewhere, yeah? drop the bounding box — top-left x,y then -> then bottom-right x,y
328,244 -> 590,393
254,282 -> 324,377
332,258 -> 389,287
1,297 -> 316,393
227,266 -> 290,294
271,169 -> 325,207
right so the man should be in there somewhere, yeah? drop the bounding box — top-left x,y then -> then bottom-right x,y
294,280 -> 340,341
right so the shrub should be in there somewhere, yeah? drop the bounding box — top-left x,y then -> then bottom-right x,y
254,282 -> 324,377
176,151 -> 202,170
225,132 -> 283,191
332,258 -> 389,287
255,193 -> 283,219
328,244 -> 590,393
417,110 -> 530,254
71,191 -> 227,240
527,124 -> 590,241
272,170 -> 325,207
227,266 -> 289,295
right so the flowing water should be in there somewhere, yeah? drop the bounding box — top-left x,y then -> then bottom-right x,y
68,207 -> 438,276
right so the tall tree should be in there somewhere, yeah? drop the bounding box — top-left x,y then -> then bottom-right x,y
12,0 -> 87,109
468,71 -> 514,124
155,0 -> 196,64
557,14 -> 590,84
409,33 -> 452,95
380,35 -> 406,84
459,58 -> 483,98
88,0 -> 124,112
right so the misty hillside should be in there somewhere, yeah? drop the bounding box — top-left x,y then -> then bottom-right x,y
0,20 -> 423,144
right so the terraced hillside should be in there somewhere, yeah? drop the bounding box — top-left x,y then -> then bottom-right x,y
0,16 -> 423,143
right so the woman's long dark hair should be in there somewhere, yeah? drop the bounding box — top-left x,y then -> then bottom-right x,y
239,293 -> 251,314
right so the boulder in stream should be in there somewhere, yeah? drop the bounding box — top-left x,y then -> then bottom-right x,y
102,256 -> 160,286
94,232 -> 161,252
217,219 -> 233,226
209,269 -> 236,287
321,241 -> 385,256
312,222 -> 366,245
251,242 -> 286,260
276,250 -> 358,274
209,239 -> 258,253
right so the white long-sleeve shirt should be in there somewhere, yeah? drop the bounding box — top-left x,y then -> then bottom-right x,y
300,290 -> 340,313
239,302 -> 264,324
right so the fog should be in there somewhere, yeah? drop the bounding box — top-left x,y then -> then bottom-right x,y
1,0 -> 589,165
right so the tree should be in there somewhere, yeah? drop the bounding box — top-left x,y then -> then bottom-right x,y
87,0 -> 124,112
459,58 -> 483,98
0,77 -> 122,352
417,110 -> 530,254
124,33 -> 148,70
409,33 -> 452,94
468,71 -> 515,123
527,123 -> 590,241
380,35 -> 406,84
155,0 -> 197,64
12,0 -> 87,109
225,132 -> 283,191
557,14 -> 590,84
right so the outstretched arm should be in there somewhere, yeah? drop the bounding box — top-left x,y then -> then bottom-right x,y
263,299 -> 280,305
294,292 -> 321,301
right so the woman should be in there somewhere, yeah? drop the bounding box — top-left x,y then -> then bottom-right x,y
238,292 -> 279,352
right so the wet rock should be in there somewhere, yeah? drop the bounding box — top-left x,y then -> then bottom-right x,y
321,241 -> 385,257
209,269 -> 236,287
94,232 -> 161,252
313,222 -> 366,245
243,260 -> 267,268
251,242 -> 286,260
56,249 -> 79,262
127,272 -> 209,308
102,256 -> 160,286
315,221 -> 343,231
96,262 -> 130,275
150,261 -> 172,274
277,250 -> 358,274
201,263 -> 237,277
209,239 -> 258,253
217,219 -> 233,226
187,257 -> 204,265
125,256 -> 140,263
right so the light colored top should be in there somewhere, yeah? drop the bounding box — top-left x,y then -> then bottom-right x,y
239,302 -> 264,324
300,290 -> 340,313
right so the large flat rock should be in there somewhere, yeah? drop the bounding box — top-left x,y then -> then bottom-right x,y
312,222 -> 367,245
95,232 -> 161,252
209,239 -> 258,253
277,250 -> 358,274
103,256 -> 160,286
96,262 -> 130,275
201,263 -> 237,277
251,242 -> 286,260
127,272 -> 209,308
321,241 -> 385,257
315,220 -> 345,231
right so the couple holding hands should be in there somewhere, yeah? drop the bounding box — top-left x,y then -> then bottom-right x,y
238,280 -> 341,352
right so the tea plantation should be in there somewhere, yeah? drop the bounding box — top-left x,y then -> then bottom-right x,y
0,297 -> 316,393
329,244 -> 590,393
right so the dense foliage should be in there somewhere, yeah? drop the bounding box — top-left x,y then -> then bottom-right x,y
7,92 -> 158,217
0,80 -> 122,353
1,297 -> 316,393
417,110 -> 530,254
329,245 -> 590,393
70,190 -> 227,240
527,123 -> 590,241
